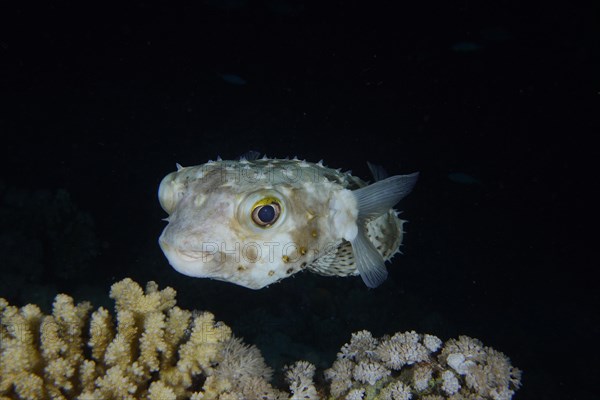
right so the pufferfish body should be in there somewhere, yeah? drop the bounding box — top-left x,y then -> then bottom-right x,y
158,154 -> 418,289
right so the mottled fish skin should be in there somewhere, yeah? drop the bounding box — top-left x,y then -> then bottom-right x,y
158,157 -> 416,289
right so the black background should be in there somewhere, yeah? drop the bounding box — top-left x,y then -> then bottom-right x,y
1,1 -> 597,399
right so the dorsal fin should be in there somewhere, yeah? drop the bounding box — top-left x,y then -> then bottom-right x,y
240,150 -> 261,161
367,162 -> 389,182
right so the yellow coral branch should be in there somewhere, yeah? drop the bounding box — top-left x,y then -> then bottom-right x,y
0,279 -> 235,399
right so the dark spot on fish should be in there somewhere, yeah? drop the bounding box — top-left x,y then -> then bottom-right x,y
286,268 -> 293,274
243,245 -> 259,262
301,262 -> 307,269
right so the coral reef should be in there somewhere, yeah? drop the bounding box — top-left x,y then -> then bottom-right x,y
0,278 -> 277,400
0,278 -> 521,399
325,330 -> 522,400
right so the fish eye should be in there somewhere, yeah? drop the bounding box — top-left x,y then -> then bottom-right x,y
251,198 -> 282,227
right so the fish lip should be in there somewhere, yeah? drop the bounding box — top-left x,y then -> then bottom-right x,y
177,249 -> 215,262
159,234 -> 218,263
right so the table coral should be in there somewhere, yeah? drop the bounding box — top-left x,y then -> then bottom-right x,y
0,278 -> 521,399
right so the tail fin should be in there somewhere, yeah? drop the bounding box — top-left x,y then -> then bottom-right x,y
350,173 -> 419,287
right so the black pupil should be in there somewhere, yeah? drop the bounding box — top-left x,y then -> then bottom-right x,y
257,205 -> 275,223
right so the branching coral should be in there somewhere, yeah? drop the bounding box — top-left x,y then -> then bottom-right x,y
325,331 -> 522,400
1,279 -> 239,399
0,278 -> 521,399
285,361 -> 318,400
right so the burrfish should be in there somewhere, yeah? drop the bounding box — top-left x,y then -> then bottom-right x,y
158,154 -> 418,289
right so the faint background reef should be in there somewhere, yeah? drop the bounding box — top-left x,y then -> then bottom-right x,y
0,184 -> 100,311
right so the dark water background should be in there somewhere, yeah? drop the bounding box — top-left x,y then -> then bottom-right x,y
1,2 -> 596,399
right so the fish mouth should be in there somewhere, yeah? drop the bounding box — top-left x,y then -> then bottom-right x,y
160,240 -> 224,279
159,239 -> 217,263
176,248 -> 215,263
